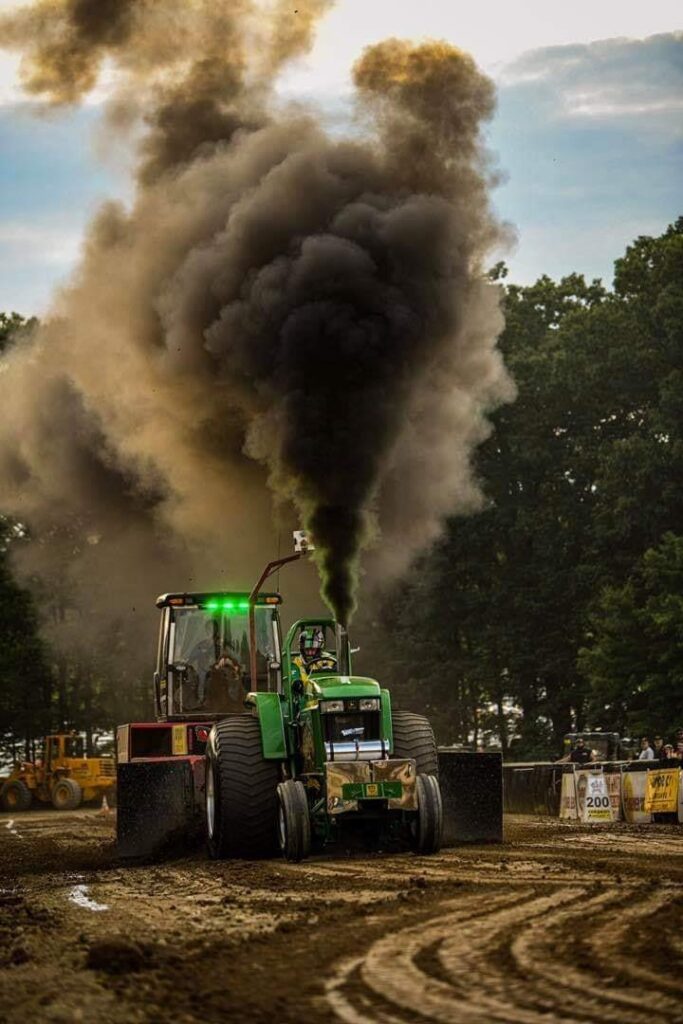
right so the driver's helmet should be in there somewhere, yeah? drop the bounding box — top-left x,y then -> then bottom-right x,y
300,627 -> 324,662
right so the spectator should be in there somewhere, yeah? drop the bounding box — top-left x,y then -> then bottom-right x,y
653,735 -> 665,758
676,741 -> 683,760
662,744 -> 677,761
569,738 -> 593,765
638,737 -> 655,761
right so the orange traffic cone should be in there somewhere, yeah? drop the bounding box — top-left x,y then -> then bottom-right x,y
99,794 -> 110,815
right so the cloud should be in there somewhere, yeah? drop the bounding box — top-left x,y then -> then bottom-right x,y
499,32 -> 683,135
1,26 -> 681,315
0,218 -> 84,312
488,32 -> 683,285
0,53 -> 22,105
0,100 -> 127,313
0,221 -> 81,264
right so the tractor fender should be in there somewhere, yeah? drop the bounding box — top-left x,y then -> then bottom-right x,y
5,768 -> 36,791
244,692 -> 287,759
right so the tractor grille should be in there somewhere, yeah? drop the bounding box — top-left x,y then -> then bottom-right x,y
323,710 -> 380,747
99,760 -> 116,776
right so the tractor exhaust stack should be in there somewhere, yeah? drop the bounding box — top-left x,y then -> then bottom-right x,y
248,531 -> 315,690
335,622 -> 350,675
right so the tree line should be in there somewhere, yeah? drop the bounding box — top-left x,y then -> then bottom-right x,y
1,219 -> 682,760
364,218 -> 683,757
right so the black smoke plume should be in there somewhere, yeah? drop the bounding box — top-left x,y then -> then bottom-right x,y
0,2 -> 513,625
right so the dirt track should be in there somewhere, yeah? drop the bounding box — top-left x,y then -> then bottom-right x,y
1,810 -> 682,1024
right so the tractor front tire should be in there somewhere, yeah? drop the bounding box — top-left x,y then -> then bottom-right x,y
206,716 -> 279,859
1,780 -> 32,812
410,774 -> 443,855
51,778 -> 82,811
277,780 -> 311,863
392,710 -> 439,776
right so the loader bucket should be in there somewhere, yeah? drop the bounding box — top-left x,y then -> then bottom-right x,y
117,759 -> 205,859
438,750 -> 503,845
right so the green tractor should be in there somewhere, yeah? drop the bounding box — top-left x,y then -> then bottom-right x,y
205,612 -> 442,861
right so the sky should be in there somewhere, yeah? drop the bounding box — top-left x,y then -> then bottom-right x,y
0,0 -> 681,314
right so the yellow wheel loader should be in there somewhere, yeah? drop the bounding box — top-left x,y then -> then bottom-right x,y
0,732 -> 116,812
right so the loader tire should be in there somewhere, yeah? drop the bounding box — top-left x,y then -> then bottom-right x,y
52,778 -> 82,811
206,715 -> 279,859
392,710 -> 439,776
0,780 -> 32,812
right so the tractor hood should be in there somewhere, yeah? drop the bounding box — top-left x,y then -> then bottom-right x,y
307,675 -> 380,700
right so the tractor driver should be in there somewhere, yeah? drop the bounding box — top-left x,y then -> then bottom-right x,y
292,627 -> 337,687
205,637 -> 245,713
187,621 -> 242,703
214,639 -> 242,682
187,619 -> 219,704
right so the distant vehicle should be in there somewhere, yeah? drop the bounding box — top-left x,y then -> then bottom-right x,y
0,732 -> 116,812
562,732 -> 636,762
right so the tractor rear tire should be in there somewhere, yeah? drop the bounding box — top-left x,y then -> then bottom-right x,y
206,715 -> 279,859
276,780 -> 311,863
392,710 -> 439,776
410,774 -> 443,855
0,780 -> 32,812
51,778 -> 82,811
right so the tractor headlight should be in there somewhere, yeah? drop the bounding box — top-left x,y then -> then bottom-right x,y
359,698 -> 380,712
320,700 -> 345,714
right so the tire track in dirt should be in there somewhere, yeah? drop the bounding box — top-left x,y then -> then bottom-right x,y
326,883 -> 683,1024
3,813 -> 683,1024
585,888 -> 683,999
556,832 -> 683,856
508,888 -> 680,1021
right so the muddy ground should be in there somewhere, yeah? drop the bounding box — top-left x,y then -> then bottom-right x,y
1,809 -> 682,1024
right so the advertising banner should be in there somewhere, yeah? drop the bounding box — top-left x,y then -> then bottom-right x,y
559,769 -> 577,819
644,768 -> 680,814
622,771 -> 652,823
576,769 -> 613,823
605,771 -> 622,821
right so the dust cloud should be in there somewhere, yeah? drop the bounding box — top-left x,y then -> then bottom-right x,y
0,1 -> 513,626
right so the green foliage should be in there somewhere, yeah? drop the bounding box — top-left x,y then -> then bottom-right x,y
0,316 -> 50,757
0,317 -> 155,756
0,312 -> 38,353
581,533 -> 683,737
0,522 -> 52,758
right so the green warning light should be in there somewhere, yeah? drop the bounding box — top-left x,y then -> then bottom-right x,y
203,597 -> 251,613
